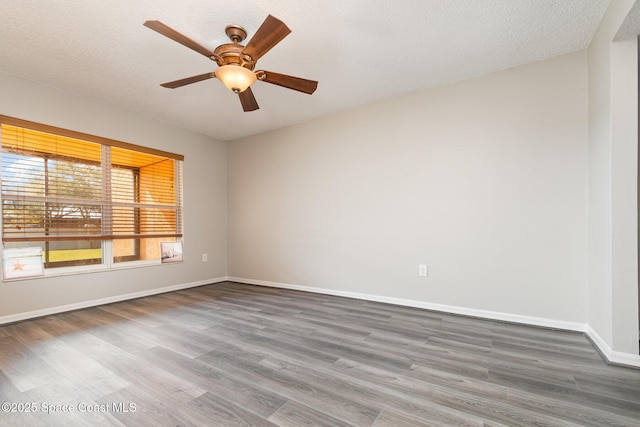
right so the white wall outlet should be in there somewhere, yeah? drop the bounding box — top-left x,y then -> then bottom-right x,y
202,253 -> 208,262
418,264 -> 428,277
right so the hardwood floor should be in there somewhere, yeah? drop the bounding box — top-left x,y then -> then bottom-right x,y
1,281 -> 639,426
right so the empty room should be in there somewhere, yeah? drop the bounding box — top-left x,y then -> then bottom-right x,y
0,0 -> 639,425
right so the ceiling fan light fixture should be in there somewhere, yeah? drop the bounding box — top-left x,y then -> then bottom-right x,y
215,65 -> 256,93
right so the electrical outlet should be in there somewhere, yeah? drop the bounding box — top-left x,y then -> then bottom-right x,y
418,264 -> 428,277
202,253 -> 208,262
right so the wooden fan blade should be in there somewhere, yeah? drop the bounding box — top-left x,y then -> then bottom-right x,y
242,15 -> 291,62
238,87 -> 259,112
144,20 -> 215,58
160,72 -> 215,89
257,70 -> 318,94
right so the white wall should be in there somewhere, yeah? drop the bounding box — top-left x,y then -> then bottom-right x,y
0,72 -> 228,320
228,51 -> 589,328
587,0 -> 640,362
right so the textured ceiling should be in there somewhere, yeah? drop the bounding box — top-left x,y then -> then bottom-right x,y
0,0 -> 611,141
616,0 -> 640,40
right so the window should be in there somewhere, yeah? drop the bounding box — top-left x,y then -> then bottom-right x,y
0,115 -> 183,272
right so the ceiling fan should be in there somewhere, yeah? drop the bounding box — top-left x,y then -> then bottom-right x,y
144,15 -> 318,112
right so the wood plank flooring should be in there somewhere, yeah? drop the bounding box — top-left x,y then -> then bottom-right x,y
0,281 -> 639,426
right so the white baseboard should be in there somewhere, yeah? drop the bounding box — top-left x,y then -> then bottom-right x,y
0,276 -> 228,325
586,325 -> 640,368
227,277 -> 587,332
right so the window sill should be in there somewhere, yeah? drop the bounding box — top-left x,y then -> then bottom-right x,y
2,259 -> 170,282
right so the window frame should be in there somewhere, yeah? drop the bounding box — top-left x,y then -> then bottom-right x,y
0,115 -> 184,279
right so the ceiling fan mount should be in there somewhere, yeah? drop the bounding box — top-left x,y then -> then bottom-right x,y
224,25 -> 247,43
144,15 -> 318,112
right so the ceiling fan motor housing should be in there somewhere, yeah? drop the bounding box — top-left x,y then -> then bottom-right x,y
213,43 -> 255,70
212,25 -> 255,70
